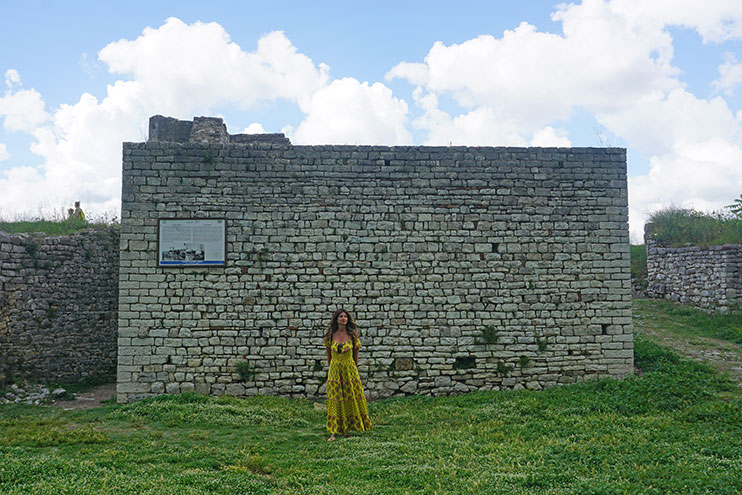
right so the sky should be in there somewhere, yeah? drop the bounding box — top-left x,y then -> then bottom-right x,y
1,0 -> 742,243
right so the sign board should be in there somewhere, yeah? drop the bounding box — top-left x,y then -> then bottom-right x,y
158,219 -> 226,266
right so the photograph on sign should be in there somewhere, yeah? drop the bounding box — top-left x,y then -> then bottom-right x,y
158,219 -> 226,266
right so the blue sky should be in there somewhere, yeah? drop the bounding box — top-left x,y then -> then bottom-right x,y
1,0 -> 742,241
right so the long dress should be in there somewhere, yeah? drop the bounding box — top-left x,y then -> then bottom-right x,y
325,338 -> 372,435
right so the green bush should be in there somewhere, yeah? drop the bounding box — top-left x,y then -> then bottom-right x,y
630,244 -> 647,288
646,206 -> 742,247
234,360 -> 255,382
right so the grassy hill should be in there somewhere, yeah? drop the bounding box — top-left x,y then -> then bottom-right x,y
1,300 -> 740,494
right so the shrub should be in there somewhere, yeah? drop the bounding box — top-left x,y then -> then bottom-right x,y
728,193 -> 742,220
646,206 -> 742,247
234,360 -> 255,382
481,326 -> 498,344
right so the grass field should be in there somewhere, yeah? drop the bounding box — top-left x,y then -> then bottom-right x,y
1,301 -> 740,494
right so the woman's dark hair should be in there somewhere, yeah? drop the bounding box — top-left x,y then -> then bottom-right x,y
322,308 -> 358,345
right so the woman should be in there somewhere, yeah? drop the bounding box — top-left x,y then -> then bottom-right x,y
323,308 -> 372,441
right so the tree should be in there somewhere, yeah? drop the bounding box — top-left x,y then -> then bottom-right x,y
728,194 -> 742,220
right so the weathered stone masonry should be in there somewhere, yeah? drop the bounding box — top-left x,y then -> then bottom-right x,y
645,225 -> 741,313
117,115 -> 633,403
0,229 -> 119,385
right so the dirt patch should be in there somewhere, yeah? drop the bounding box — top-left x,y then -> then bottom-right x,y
51,383 -> 117,410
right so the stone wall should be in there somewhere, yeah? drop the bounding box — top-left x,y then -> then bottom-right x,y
645,228 -> 741,312
117,115 -> 633,403
0,228 -> 119,385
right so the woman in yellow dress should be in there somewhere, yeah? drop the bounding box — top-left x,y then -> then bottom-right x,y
323,309 -> 372,441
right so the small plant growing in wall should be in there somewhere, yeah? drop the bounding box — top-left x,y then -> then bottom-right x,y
22,238 -> 39,258
46,305 -> 58,319
496,360 -> 512,376
234,360 -> 255,382
481,326 -> 498,344
21,238 -> 41,268
519,355 -> 532,368
203,153 -> 214,164
536,337 -> 547,352
247,248 -> 270,268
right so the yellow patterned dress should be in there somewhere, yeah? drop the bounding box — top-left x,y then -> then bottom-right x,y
325,338 -> 372,435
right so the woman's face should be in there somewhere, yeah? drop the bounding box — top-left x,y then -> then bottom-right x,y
337,312 -> 349,325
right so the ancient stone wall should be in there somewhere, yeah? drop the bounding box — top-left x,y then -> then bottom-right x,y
645,231 -> 741,312
117,116 -> 633,403
0,228 -> 119,385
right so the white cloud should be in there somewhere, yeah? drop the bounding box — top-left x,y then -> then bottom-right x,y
0,70 -> 50,132
0,143 -> 9,161
628,138 -> 742,241
78,53 -> 103,79
0,83 -> 146,218
388,3 -> 680,139
712,53 -> 742,94
531,127 -> 572,147
243,123 -> 267,134
0,165 -> 51,220
597,88 -> 739,157
406,88 -> 527,146
98,18 -> 329,115
607,0 -> 742,43
292,78 -> 411,145
5,69 -> 21,88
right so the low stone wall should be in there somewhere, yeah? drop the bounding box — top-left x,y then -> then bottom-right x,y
645,232 -> 741,312
0,228 -> 120,384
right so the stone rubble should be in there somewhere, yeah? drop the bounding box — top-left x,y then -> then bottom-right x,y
1,381 -> 67,405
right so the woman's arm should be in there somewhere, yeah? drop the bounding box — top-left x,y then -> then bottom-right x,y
353,348 -> 359,367
326,347 -> 332,366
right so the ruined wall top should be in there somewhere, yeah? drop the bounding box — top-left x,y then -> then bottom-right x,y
148,115 -> 291,145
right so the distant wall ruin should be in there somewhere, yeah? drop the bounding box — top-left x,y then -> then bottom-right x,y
645,225 -> 741,312
0,229 -> 119,385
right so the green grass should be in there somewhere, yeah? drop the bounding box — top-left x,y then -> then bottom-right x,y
630,244 -> 647,289
634,298 -> 742,345
1,303 -> 741,494
0,219 -> 115,236
646,206 -> 742,246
